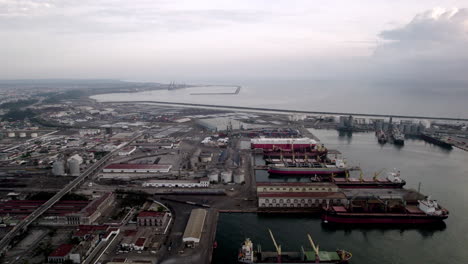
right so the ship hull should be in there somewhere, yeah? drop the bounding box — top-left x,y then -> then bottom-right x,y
334,181 -> 405,189
268,167 -> 346,175
322,212 -> 447,224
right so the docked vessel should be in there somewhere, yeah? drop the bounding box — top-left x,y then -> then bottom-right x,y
391,128 -> 405,145
238,230 -> 352,264
376,130 -> 387,144
420,133 -> 453,149
322,197 -> 449,224
263,144 -> 328,161
332,170 -> 405,189
268,159 -> 347,175
251,137 -> 317,151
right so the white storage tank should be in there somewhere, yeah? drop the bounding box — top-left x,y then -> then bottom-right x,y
234,172 -> 245,184
221,170 -> 233,183
68,158 -> 81,176
31,133 -> 38,138
52,160 -> 65,176
19,132 -> 26,138
208,172 -> 219,183
8,132 -> 15,138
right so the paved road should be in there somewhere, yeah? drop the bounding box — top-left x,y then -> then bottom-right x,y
0,132 -> 143,255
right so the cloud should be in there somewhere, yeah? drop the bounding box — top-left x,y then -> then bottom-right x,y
369,8 -> 468,83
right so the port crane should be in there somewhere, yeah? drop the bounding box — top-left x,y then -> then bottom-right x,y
307,234 -> 320,263
373,168 -> 386,180
268,229 -> 282,263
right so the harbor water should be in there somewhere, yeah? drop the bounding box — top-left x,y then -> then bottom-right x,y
212,129 -> 468,264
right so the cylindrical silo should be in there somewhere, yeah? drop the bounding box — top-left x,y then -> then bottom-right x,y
208,172 -> 219,183
221,171 -> 233,183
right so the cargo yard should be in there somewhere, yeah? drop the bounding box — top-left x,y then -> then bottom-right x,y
0,91 -> 466,264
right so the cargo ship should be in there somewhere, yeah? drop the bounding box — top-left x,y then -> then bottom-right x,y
238,230 -> 352,263
420,133 -> 453,149
322,197 -> 449,224
376,130 -> 387,144
264,146 -> 329,164
331,170 -> 406,189
268,159 -> 347,175
251,137 -> 317,151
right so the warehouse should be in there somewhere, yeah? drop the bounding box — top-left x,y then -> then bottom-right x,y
142,178 -> 210,188
258,192 -> 346,208
256,182 -> 339,193
103,164 -> 172,173
182,209 -> 207,247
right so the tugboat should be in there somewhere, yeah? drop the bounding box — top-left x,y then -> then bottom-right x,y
332,169 -> 406,189
376,130 -> 387,144
238,230 -> 352,263
322,196 -> 449,224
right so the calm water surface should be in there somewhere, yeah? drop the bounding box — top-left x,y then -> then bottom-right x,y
91,80 -> 468,118
212,129 -> 468,264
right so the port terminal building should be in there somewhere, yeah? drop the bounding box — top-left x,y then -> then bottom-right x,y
256,182 -> 346,209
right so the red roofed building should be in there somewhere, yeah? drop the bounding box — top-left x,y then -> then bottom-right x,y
66,192 -> 114,225
48,244 -> 75,263
137,211 -> 168,227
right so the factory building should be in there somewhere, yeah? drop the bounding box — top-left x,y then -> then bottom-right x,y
103,164 -> 172,173
182,209 -> 207,248
142,178 -> 210,188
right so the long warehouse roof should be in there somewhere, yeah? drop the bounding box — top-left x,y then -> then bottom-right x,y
182,209 -> 207,242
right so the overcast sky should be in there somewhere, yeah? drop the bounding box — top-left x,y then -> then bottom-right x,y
1,0 -> 467,83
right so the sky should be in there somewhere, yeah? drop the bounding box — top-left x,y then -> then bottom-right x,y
1,0 -> 468,83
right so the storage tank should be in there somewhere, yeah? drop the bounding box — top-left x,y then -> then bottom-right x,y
19,132 -> 26,138
221,170 -> 233,183
208,172 -> 219,183
52,160 -> 65,176
31,133 -> 38,138
68,158 -> 80,176
8,132 -> 15,138
234,172 -> 245,184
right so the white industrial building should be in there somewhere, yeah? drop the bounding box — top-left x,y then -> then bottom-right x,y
103,164 -> 172,173
118,146 -> 137,156
142,178 -> 210,188
182,209 -> 207,247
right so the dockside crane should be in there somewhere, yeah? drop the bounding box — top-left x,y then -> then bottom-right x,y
373,168 -> 386,180
307,234 -> 320,263
268,229 -> 282,263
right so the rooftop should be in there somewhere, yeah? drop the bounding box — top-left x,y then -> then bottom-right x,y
137,211 -> 167,218
49,244 -> 74,257
256,182 -> 337,187
104,164 -> 172,170
258,192 -> 346,198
